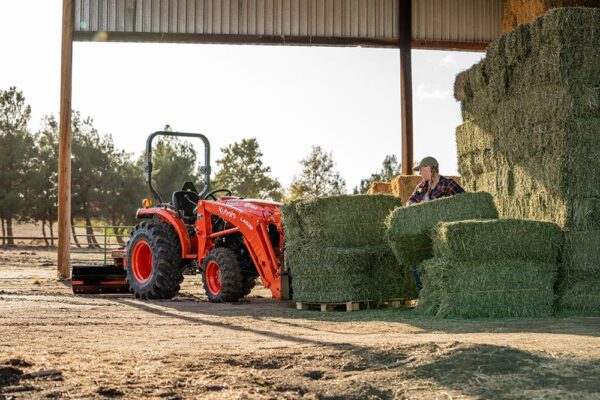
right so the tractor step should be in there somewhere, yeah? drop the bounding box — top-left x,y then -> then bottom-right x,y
71,264 -> 129,294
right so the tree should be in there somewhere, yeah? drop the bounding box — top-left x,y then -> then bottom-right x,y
27,115 -> 59,246
71,112 -> 118,248
0,87 -> 35,245
213,138 -> 283,201
288,145 -> 346,200
103,150 -> 145,244
353,154 -> 402,194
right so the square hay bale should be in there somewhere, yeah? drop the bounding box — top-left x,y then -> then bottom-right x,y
558,280 -> 600,315
391,175 -> 422,205
558,231 -> 600,315
287,245 -> 414,303
367,181 -> 393,195
432,219 -> 563,263
562,231 -> 600,275
419,258 -> 557,318
282,194 -> 402,248
385,192 -> 498,267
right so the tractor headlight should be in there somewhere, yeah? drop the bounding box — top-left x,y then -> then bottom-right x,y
142,198 -> 153,208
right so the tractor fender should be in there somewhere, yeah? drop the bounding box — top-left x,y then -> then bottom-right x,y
136,207 -> 193,258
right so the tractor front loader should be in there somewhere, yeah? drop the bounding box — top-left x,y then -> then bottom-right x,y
72,131 -> 290,302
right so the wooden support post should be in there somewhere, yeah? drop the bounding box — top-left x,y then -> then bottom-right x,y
399,0 -> 414,175
57,0 -> 73,280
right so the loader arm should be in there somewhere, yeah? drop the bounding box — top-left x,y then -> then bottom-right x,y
196,201 -> 283,299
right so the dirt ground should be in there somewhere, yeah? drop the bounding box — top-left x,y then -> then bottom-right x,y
1,247 -> 599,400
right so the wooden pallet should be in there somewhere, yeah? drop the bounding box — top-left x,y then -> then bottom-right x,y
296,300 -> 373,312
377,298 -> 419,309
295,298 -> 419,312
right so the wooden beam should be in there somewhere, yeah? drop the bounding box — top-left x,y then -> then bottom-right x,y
399,0 -> 414,175
73,31 -> 401,48
411,39 -> 488,52
58,0 -> 73,280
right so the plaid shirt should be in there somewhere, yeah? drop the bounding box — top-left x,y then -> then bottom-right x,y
407,176 -> 465,206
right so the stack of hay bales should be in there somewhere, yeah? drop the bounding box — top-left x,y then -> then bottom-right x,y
419,219 -> 562,318
282,194 -> 410,303
390,175 -> 463,206
454,8 -> 600,314
385,192 -> 499,299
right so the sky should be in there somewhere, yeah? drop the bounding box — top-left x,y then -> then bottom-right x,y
0,0 -> 483,191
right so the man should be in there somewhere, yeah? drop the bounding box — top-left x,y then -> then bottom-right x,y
407,156 -> 464,206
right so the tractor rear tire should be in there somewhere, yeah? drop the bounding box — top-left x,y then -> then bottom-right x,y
201,248 -> 244,302
126,221 -> 184,299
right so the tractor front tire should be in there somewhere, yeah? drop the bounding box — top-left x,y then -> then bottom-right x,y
241,275 -> 258,297
126,221 -> 184,299
201,248 -> 244,302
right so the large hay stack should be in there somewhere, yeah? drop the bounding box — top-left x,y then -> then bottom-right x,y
455,8 -> 600,315
281,195 -> 409,303
419,219 -> 562,318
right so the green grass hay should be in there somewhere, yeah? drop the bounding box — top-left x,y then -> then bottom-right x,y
418,219 -> 561,318
432,219 -> 563,263
384,192 -> 498,267
453,8 -> 600,316
281,194 -> 412,302
419,257 -> 558,319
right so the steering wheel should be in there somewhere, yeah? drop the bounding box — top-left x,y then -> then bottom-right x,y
203,188 -> 233,201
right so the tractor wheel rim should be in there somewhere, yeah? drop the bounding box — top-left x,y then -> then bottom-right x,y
132,240 -> 153,284
205,260 -> 222,295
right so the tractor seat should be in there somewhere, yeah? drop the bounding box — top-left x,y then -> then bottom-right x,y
172,191 -> 199,223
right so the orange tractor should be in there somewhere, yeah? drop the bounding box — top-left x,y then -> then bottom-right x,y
72,131 -> 291,301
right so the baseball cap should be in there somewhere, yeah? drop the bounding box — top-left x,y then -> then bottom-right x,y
413,156 -> 439,171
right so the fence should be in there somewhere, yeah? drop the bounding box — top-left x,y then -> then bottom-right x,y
70,225 -> 133,265
0,225 -> 133,265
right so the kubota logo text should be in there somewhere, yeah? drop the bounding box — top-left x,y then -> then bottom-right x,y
218,207 -> 237,220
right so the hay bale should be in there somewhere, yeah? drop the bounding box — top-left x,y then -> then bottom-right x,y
287,245 -> 412,303
367,181 -> 393,195
558,280 -> 600,315
286,194 -> 401,248
391,175 -> 422,205
281,194 -> 412,303
419,258 -> 557,318
503,0 -> 600,33
558,231 -> 600,315
385,192 -> 498,267
432,219 -> 563,263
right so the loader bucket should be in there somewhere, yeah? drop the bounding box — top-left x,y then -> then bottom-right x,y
71,264 -> 129,294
